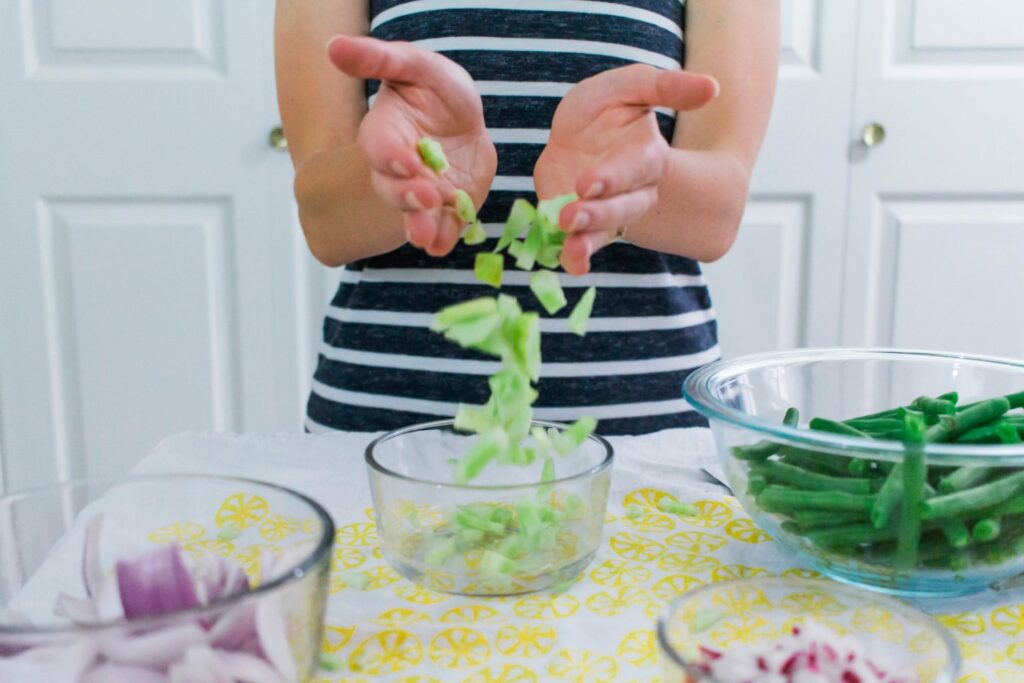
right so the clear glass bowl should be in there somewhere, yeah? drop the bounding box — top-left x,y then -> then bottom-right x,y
657,577 -> 960,683
684,348 -> 1024,597
0,475 -> 333,681
365,419 -> 613,596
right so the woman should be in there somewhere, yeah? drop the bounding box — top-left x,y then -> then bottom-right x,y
276,0 -> 779,435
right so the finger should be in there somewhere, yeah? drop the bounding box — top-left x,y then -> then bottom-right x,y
327,36 -> 476,99
425,207 -> 463,257
405,209 -> 441,248
371,173 -> 442,211
573,139 -> 666,200
583,64 -> 719,113
357,109 -> 427,178
559,187 -> 658,235
560,229 -> 614,276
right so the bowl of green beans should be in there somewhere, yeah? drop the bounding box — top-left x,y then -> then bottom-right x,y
684,348 -> 1024,597
365,419 -> 613,596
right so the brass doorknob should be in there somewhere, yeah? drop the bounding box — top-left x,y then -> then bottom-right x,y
861,122 -> 886,147
269,126 -> 287,150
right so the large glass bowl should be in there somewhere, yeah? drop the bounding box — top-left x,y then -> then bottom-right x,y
365,419 -> 613,596
684,348 -> 1024,597
0,475 -> 333,681
657,577 -> 960,682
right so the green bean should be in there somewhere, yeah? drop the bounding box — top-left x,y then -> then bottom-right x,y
792,509 -> 870,530
896,414 -> 926,569
747,475 -> 767,496
924,397 -> 1011,443
780,449 -> 854,477
845,407 -> 901,423
921,469 -> 1024,520
751,460 -> 873,494
871,464 -> 904,529
733,407 -> 799,461
939,423 -> 1020,493
938,391 -> 960,405
757,486 -> 875,512
957,419 -> 1024,444
808,523 -> 900,549
986,495 -> 1024,517
845,418 -> 903,433
912,395 -> 957,416
848,459 -> 870,476
809,418 -> 872,439
973,517 -> 1002,542
922,482 -> 971,549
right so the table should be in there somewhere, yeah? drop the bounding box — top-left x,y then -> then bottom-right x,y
133,430 -> 1024,683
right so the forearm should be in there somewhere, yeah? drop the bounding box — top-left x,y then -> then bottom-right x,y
293,144 -> 407,266
627,147 -> 750,263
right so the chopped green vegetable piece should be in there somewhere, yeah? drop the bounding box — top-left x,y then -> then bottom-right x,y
509,312 -> 541,382
336,570 -> 369,591
531,426 -> 554,454
425,537 -> 457,566
538,456 -> 555,498
455,428 -> 509,484
417,137 -> 448,172
217,525 -> 241,541
567,287 -> 596,336
443,312 -> 501,348
496,199 -> 535,253
536,193 -> 578,231
657,498 -> 697,516
455,508 -> 506,535
516,499 -> 543,552
535,244 -> 562,269
564,493 -> 584,519
515,221 -> 543,271
626,504 -> 644,519
432,297 -> 498,332
474,252 -> 504,288
456,528 -> 486,548
491,507 -> 513,526
481,549 -> 516,575
454,189 -> 476,223
552,416 -> 597,455
454,404 -> 494,435
320,654 -> 343,672
463,220 -> 487,246
529,270 -> 567,315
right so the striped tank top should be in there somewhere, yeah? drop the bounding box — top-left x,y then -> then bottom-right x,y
306,0 -> 718,435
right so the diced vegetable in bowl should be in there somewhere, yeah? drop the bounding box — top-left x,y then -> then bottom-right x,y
365,419 -> 613,596
0,475 -> 333,681
657,577 -> 960,683
683,348 -> 1024,597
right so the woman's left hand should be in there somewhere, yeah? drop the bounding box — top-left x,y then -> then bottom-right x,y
534,65 -> 719,275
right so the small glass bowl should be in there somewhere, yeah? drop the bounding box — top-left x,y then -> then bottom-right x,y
0,475 -> 333,680
684,348 -> 1024,597
365,419 -> 613,596
657,577 -> 960,683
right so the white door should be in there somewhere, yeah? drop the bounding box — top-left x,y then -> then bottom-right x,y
0,0 -> 286,491
840,0 -> 1024,357
703,0 -> 861,359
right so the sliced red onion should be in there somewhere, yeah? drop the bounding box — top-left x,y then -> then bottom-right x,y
116,544 -> 199,619
255,595 -> 297,682
213,650 -> 286,683
209,604 -> 257,651
81,516 -> 104,599
81,663 -> 168,683
54,592 -> 99,624
191,553 -> 250,606
98,621 -> 207,669
0,639 -> 97,681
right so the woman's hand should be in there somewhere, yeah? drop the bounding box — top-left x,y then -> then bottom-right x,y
327,37 -> 496,256
534,65 -> 719,274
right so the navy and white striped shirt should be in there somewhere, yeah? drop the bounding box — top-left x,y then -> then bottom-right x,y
306,0 -> 718,435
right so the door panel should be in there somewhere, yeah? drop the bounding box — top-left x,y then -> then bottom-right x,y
841,0 -> 1024,356
0,1 -> 280,490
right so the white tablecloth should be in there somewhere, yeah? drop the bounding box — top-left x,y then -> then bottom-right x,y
126,430 -> 1024,683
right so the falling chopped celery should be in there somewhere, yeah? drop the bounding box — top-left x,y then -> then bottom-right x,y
336,570 -> 369,591
567,287 -> 596,336
463,220 -> 487,246
417,137 -> 448,173
432,297 -> 498,331
552,416 -> 598,455
540,457 -> 555,483
454,189 -> 476,223
481,550 -> 516,575
564,493 -> 584,519
530,270 -> 568,315
517,499 -> 543,551
496,199 -> 535,252
217,525 -> 241,541
535,244 -> 562,269
424,537 -> 457,566
498,534 -> 526,560
474,252 -> 503,288
537,193 -> 579,231
491,507 -> 514,525
455,428 -> 509,484
626,504 -> 644,519
531,426 -> 555,454
443,312 -> 500,347
456,528 -> 486,548
658,499 -> 698,517
455,507 -> 505,535
454,404 -> 494,435
516,221 -> 543,271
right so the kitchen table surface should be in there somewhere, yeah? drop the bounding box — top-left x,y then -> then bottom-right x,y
131,430 -> 1024,683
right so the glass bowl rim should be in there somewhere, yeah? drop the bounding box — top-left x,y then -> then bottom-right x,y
364,419 -> 614,490
0,473 -> 335,637
683,347 -> 1024,465
656,576 -> 961,683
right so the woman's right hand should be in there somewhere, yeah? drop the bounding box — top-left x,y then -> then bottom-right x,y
327,37 -> 496,256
